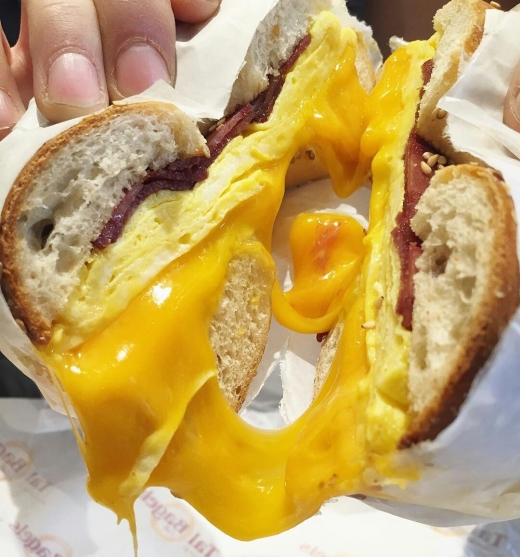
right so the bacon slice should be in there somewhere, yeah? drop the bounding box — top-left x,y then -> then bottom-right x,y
93,34 -> 312,250
392,61 -> 448,331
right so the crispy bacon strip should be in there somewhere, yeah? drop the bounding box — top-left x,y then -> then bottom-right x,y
94,35 -> 311,250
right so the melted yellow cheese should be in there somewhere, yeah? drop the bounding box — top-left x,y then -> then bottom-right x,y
362,41 -> 436,454
54,12 -> 368,351
40,15 -> 436,546
284,214 -> 365,319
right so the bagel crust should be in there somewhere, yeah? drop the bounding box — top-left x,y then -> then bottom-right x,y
0,102 -> 208,344
400,167 -> 520,448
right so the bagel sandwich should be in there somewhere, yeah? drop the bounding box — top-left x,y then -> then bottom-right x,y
0,0 -> 518,545
310,0 -> 520,486
0,2 -> 377,542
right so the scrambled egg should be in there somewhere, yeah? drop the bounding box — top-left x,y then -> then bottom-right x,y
53,13 -> 366,350
40,13 -> 437,543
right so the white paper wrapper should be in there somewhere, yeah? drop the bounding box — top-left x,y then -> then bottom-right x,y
3,398 -> 520,557
174,0 -> 277,120
247,180 -> 370,420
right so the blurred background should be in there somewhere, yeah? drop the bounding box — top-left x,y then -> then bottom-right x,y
366,0 -> 517,56
0,0 -> 518,396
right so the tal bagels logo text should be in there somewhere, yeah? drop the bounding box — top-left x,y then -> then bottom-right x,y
0,441 -> 33,481
0,439 -> 52,492
140,490 -> 221,556
11,523 -> 73,557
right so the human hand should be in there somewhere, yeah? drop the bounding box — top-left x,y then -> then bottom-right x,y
0,0 -> 220,139
504,61 -> 520,132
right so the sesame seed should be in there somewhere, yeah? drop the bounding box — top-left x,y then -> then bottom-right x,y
421,161 -> 433,175
422,151 -> 433,161
438,155 -> 447,165
437,164 -> 445,170
490,1 -> 501,8
362,321 -> 376,330
427,154 -> 439,167
375,296 -> 384,310
53,329 -> 64,346
435,108 -> 448,119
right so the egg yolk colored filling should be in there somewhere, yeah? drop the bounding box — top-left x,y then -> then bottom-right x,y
283,213 -> 365,319
40,13 -> 437,544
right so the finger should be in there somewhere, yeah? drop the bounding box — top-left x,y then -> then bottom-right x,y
93,0 -> 175,100
0,26 -> 25,140
10,3 -> 35,106
25,0 -> 108,123
170,0 -> 221,23
1,27 -> 12,65
504,61 -> 520,133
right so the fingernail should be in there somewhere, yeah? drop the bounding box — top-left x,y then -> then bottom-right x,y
0,90 -> 19,130
48,52 -> 103,107
116,43 -> 170,97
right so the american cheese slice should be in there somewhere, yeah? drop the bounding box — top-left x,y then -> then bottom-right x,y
41,15 -> 436,544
